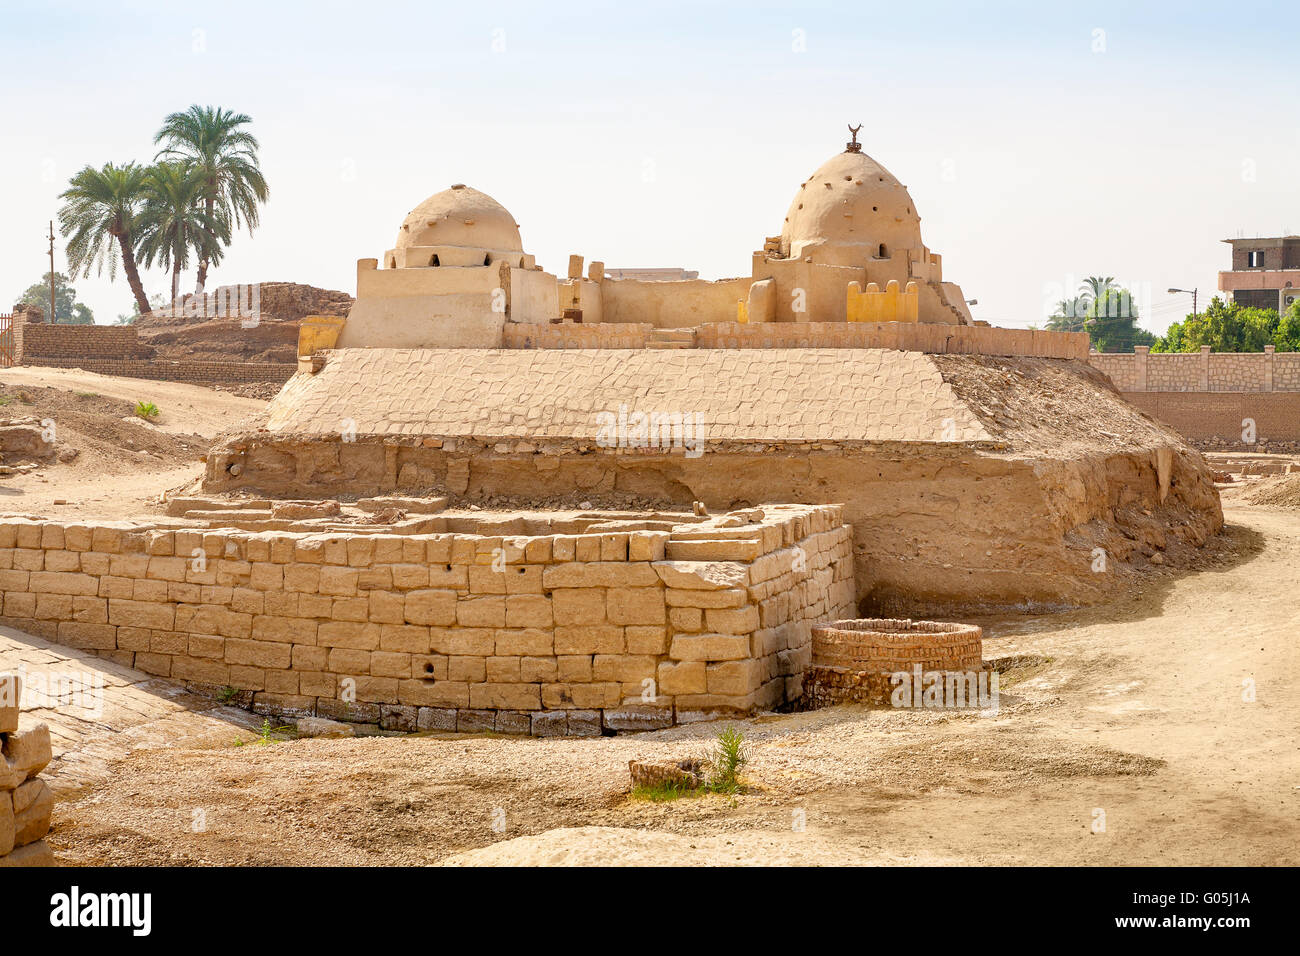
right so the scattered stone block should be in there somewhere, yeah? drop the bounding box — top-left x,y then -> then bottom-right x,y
566,710 -> 602,737
0,839 -> 55,867
629,758 -> 705,790
530,711 -> 567,737
456,709 -> 495,734
295,716 -> 355,738
379,704 -> 418,732
416,707 -> 457,732
12,779 -> 52,847
603,705 -> 673,733
0,673 -> 19,734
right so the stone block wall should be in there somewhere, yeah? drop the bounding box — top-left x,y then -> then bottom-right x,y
695,322 -> 1090,360
0,506 -> 855,735
1,674 -> 54,866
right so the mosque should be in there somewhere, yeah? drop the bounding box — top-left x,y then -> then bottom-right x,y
326,128 -> 974,350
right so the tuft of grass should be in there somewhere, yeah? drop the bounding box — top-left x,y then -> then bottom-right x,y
76,391 -> 99,399
631,780 -> 697,802
0,395 -> 12,406
134,400 -> 160,420
256,718 -> 294,745
217,685 -> 239,704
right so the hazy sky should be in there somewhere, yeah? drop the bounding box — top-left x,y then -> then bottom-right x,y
3,0 -> 1297,333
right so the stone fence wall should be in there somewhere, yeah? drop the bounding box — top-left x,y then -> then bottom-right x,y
1089,345 -> 1300,392
0,506 -> 855,736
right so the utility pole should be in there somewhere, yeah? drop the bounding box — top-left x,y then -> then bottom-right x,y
47,221 -> 56,324
1167,287 -> 1198,318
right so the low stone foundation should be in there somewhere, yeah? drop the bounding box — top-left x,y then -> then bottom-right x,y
0,505 -> 854,735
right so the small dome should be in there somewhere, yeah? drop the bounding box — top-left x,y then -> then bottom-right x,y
395,184 -> 523,253
780,150 -> 922,264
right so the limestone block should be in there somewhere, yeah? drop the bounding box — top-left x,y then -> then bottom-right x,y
429,627 -> 495,656
592,655 -> 656,684
566,710 -> 602,737
530,711 -> 568,737
603,704 -> 673,732
606,587 -> 665,625
495,710 -> 531,735
706,659 -> 764,696
557,655 -> 592,682
542,562 -> 659,589
404,589 -> 457,626
553,624 -> 623,655
494,627 -> 553,656
665,539 -> 760,562
552,588 -> 606,625
665,587 -> 748,609
1,724 -> 51,789
0,797 -> 12,856
705,604 -> 761,635
295,716 -> 355,738
652,560 -> 750,591
378,624 -> 430,654
628,531 -> 669,562
668,606 -> 704,632
417,707 -> 457,732
657,660 -> 707,695
519,656 -> 558,683
380,704 -> 418,732
457,596 -> 506,627
316,621 -> 381,650
504,594 -> 552,629
469,682 -> 540,711
625,625 -> 668,655
669,633 -> 750,662
0,673 -> 21,734
457,709 -> 495,734
0,838 -> 53,866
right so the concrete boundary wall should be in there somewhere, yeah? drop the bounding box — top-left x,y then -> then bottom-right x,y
0,506 -> 855,735
1090,346 -> 1300,393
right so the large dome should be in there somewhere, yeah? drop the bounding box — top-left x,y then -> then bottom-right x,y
394,184 -> 523,253
779,150 -> 923,265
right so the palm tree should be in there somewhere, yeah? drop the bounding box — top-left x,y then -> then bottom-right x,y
154,105 -> 268,296
1079,276 -> 1117,305
57,162 -> 154,317
135,162 -> 229,306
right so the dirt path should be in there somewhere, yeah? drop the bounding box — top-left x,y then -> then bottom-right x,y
35,501 -> 1300,866
0,369 -> 267,519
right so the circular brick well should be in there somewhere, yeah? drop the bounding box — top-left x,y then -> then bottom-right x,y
803,618 -> 984,707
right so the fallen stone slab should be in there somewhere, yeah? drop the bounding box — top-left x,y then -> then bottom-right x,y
294,716 -> 355,739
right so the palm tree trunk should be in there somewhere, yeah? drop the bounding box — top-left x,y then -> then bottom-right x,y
116,232 -> 152,316
171,262 -> 181,308
194,193 -> 215,296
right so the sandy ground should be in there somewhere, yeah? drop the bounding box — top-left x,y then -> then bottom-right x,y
0,367 -> 265,518
38,498 -> 1297,866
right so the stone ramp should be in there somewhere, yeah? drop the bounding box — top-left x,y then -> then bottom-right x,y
266,348 -> 992,443
0,627 -> 264,795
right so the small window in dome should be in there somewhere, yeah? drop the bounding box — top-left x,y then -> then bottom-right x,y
389,257 -> 396,269
429,254 -> 440,267
877,244 -> 889,259
484,253 -> 492,266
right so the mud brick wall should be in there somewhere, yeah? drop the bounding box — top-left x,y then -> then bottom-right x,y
20,357 -> 295,385
18,324 -> 147,361
504,322 -> 651,349
1123,392 -> 1300,444
0,506 -> 854,736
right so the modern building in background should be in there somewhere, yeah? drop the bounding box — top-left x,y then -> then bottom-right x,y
1219,236 -> 1300,311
